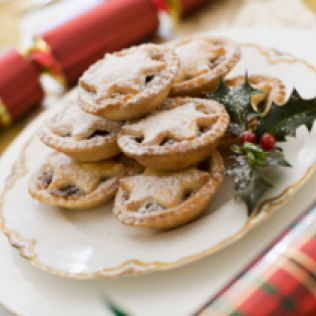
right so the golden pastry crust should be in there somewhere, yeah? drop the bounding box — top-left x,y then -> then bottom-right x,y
38,101 -> 122,162
78,44 -> 180,121
218,75 -> 287,149
168,36 -> 241,97
218,134 -> 240,150
113,151 -> 224,229
118,98 -> 229,171
28,152 -> 143,210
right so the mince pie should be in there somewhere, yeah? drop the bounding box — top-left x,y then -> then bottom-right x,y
118,98 -> 229,171
38,100 -> 122,162
28,152 -> 143,209
168,36 -> 241,96
219,75 -> 287,149
78,44 -> 180,121
113,151 -> 224,229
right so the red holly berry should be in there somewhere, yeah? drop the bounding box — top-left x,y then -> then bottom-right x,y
240,131 -> 257,145
260,133 -> 276,150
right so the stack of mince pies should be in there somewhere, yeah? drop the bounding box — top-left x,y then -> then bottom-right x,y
29,36 -> 282,229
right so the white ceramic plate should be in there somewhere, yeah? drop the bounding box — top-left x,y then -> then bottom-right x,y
1,30 -> 316,280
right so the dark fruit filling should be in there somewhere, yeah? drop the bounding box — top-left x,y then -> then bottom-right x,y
257,99 -> 266,113
160,138 -> 177,146
138,200 -> 165,213
49,185 -> 85,198
133,136 -> 144,144
184,190 -> 197,201
37,169 -> 53,189
85,130 -> 110,140
199,125 -> 210,134
145,75 -> 155,84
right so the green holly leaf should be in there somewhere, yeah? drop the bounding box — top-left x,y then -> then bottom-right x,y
259,148 -> 292,168
225,157 -> 274,216
237,168 -> 273,216
255,89 -> 316,141
206,73 -> 262,134
224,143 -> 291,216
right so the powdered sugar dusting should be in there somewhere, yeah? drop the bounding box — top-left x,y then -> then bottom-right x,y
122,102 -> 217,146
79,46 -> 166,99
50,101 -> 122,141
45,152 -> 124,194
118,98 -> 230,155
120,168 -> 210,211
174,39 -> 225,83
138,200 -> 165,214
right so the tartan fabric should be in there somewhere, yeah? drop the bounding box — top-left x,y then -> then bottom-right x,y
196,203 -> 316,316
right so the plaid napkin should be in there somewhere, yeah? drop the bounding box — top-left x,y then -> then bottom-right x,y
195,202 -> 316,316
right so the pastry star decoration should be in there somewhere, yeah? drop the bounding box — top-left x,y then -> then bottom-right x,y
124,102 -> 216,145
80,49 -> 166,101
175,39 -> 225,82
47,153 -> 124,194
120,168 -> 210,210
51,103 -> 122,141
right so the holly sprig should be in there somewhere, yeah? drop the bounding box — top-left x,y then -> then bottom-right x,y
225,143 -> 291,215
206,73 -> 261,135
207,74 -> 316,216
